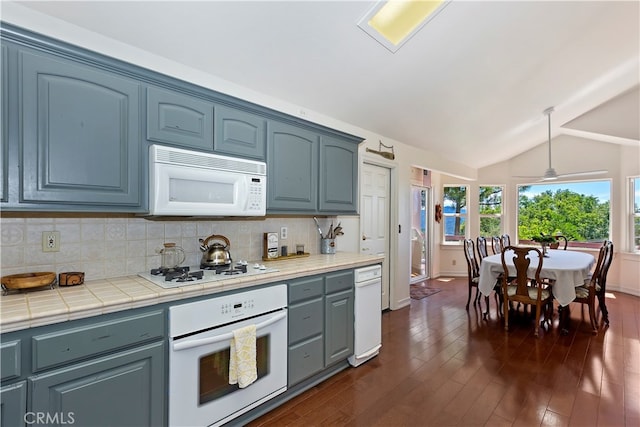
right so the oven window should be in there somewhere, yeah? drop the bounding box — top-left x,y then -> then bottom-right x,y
199,334 -> 270,405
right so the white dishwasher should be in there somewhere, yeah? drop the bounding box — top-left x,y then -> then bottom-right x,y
349,264 -> 382,367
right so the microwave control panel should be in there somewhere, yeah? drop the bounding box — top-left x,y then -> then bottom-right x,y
248,177 -> 265,211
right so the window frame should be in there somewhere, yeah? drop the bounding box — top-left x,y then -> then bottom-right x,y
516,179 -> 611,249
630,176 -> 640,253
442,184 -> 468,244
478,185 -> 504,238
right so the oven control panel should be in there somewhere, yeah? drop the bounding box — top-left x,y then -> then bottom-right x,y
169,284 -> 287,338
221,299 -> 255,315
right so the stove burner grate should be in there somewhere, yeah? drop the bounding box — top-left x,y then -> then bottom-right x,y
200,264 -> 248,275
149,266 -> 206,282
150,266 -> 190,276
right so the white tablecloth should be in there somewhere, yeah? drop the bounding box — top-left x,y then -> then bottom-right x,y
478,249 -> 596,306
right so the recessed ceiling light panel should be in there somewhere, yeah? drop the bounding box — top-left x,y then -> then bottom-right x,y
357,0 -> 451,53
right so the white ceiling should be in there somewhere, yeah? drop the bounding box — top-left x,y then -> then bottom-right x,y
5,0 -> 640,170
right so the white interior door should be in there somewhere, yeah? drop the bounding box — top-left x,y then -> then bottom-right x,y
360,162 -> 391,310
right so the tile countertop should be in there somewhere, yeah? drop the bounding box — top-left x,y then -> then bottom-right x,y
0,252 -> 384,333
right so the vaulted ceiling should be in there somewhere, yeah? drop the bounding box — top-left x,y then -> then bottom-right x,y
5,1 -> 639,170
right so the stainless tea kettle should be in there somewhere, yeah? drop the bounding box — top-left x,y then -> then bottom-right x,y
199,234 -> 232,266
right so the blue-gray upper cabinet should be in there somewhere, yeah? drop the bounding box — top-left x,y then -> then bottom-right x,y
146,86 -> 214,151
214,105 -> 266,161
319,136 -> 358,213
20,49 -> 142,208
1,44 -> 8,203
267,121 -> 319,211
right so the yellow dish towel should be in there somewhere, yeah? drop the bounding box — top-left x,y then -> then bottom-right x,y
229,324 -> 257,388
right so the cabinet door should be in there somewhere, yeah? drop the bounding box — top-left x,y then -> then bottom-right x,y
20,49 -> 141,207
267,121 -> 318,211
29,341 -> 165,427
324,289 -> 354,366
1,44 -> 8,202
0,381 -> 27,427
319,136 -> 358,213
147,86 -> 214,151
214,105 -> 266,160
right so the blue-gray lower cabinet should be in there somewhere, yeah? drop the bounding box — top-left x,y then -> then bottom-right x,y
267,121 -> 319,212
0,381 -> 27,427
29,341 -> 165,427
146,86 -> 214,151
19,48 -> 142,208
214,105 -> 266,161
286,270 -> 354,386
324,270 -> 355,366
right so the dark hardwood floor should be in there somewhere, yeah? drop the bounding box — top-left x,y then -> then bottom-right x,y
248,277 -> 640,426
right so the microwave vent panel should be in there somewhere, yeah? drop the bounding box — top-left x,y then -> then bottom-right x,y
152,145 -> 266,175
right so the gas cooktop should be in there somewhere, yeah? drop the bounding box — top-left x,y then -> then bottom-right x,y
138,262 -> 279,289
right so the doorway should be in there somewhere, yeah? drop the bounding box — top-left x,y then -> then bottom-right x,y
410,185 -> 430,283
359,162 -> 391,310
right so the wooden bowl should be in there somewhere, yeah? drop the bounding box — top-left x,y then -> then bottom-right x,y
1,272 -> 56,290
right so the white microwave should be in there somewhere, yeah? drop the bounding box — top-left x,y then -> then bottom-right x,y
148,145 -> 267,216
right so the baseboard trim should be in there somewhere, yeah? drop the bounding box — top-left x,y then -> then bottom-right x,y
609,284 -> 640,298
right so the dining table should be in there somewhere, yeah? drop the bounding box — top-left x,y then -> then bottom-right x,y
478,248 -> 596,332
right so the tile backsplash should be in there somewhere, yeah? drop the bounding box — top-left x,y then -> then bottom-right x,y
1,215 -> 334,280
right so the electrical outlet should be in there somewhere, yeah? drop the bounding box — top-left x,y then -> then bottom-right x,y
280,226 -> 288,240
42,231 -> 60,252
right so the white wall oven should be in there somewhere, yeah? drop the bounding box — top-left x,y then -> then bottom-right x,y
169,285 -> 287,426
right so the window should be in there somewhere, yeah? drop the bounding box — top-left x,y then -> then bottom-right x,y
443,185 -> 467,243
517,180 -> 610,248
479,186 -> 503,237
631,177 -> 640,252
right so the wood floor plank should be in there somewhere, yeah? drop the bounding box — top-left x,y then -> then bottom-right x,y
246,277 -> 640,427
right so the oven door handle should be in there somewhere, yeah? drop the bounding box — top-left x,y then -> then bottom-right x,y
172,311 -> 286,351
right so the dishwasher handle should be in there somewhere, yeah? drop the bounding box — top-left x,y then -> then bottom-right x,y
355,277 -> 382,288
172,311 -> 286,351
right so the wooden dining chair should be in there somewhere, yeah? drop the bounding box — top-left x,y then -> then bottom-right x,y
463,239 -> 482,310
553,235 -> 568,250
596,240 -> 614,326
572,244 -> 607,333
491,236 -> 503,255
501,234 -> 511,248
476,236 -> 489,262
501,246 -> 554,337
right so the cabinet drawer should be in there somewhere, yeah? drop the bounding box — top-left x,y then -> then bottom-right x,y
288,298 -> 323,344
32,311 -> 164,372
0,340 -> 21,381
288,276 -> 323,303
325,270 -> 353,294
288,335 -> 323,386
